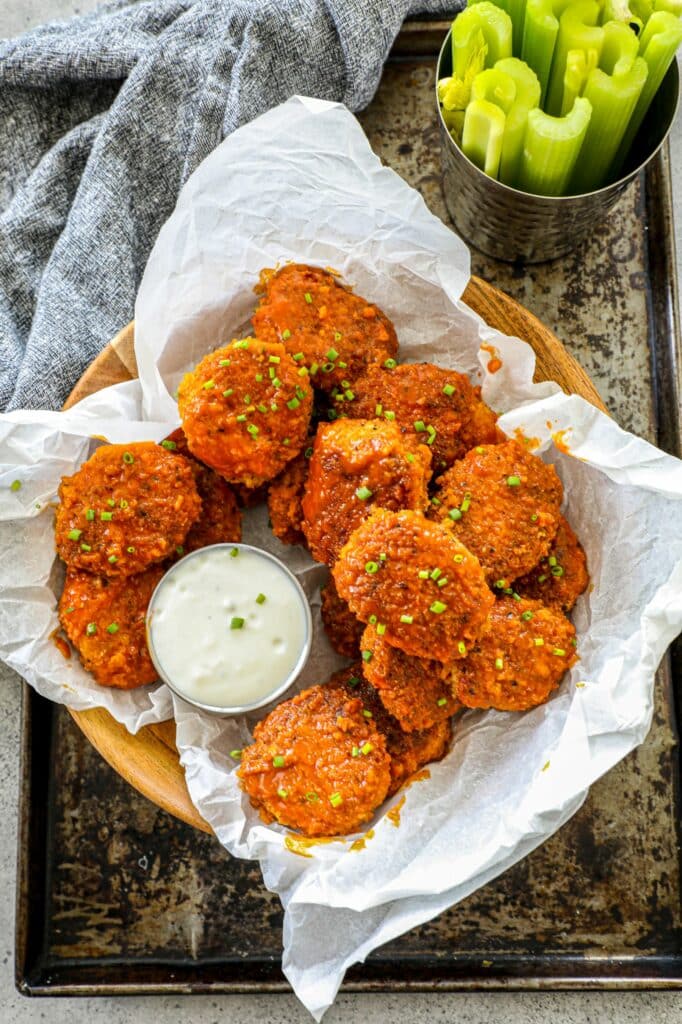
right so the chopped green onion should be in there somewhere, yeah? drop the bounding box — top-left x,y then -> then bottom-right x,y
507,475 -> 521,487
247,424 -> 259,436
437,577 -> 448,587
230,547 -> 239,557
304,292 -> 312,304
80,542 -> 92,551
277,788 -> 288,799
106,623 -> 119,634
347,676 -> 360,688
223,388 -> 234,398
202,380 -> 216,390
272,377 -> 282,388
430,601 -> 447,614
437,697 -> 448,707
85,509 -> 95,521
376,623 -> 386,636
548,555 -> 557,567
9,480 -> 21,492
100,511 -> 113,521
256,593 -> 266,605
326,347 -> 339,361
161,439 -> 177,449
369,614 -> 377,624
430,568 -> 442,580
119,499 -> 128,509
235,339 -> 250,349
292,351 -> 304,360
355,486 -> 373,501
257,403 -> 267,414
282,330 -> 292,340
362,709 -> 373,718
534,637 -> 545,646
272,755 -> 285,767
176,546 -> 184,556
418,570 -> 430,579
458,641 -> 467,655
375,404 -> 383,416
86,622 -> 97,636
219,359 -> 231,367
127,546 -> 136,553
287,397 -> 300,411
384,410 -> 396,421
236,414 -> 247,423
531,513 -> 538,522
521,610 -> 534,621
449,508 -> 462,521
305,791 -> 319,802
400,614 -> 414,624
365,561 -> 379,574
361,742 -> 373,755
329,793 -> 343,807
453,554 -> 464,564
406,453 -> 415,463
442,383 -> 456,396
552,565 -> 565,577
269,355 -> 281,364
67,529 -> 82,541
362,650 -> 373,662
304,447 -> 313,458
495,657 -> 504,670
108,554 -> 118,564
414,420 -> 426,432
384,358 -> 397,369
553,647 -> 566,657
230,616 -> 245,629
460,496 -> 471,512
230,749 -> 242,759
351,746 -> 360,758
297,367 -> 309,378
122,452 -> 134,465
244,394 -> 251,404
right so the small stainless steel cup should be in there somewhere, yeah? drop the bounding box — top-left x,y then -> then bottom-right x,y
146,542 -> 313,716
437,28 -> 679,263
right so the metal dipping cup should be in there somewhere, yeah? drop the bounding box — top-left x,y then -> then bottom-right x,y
146,543 -> 313,717
437,27 -> 680,263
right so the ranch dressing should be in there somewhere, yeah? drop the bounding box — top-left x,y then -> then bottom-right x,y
147,544 -> 311,712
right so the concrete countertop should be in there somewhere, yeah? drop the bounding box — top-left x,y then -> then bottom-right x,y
1,2 -> 681,1022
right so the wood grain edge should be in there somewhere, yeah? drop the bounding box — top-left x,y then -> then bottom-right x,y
63,277 -> 607,833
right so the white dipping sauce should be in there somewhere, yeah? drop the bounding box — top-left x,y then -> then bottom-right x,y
147,545 -> 310,711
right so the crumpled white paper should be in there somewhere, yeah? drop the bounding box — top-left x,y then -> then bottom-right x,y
2,96 -> 682,1017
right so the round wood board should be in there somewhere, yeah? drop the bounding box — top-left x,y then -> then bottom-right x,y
63,275 -> 607,835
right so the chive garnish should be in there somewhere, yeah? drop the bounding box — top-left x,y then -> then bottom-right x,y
507,475 -> 521,487
365,561 -> 379,574
449,508 -> 462,521
292,351 -> 303,360
304,292 -> 313,304
521,610 -> 534,621
453,554 -> 464,563
277,788 -> 288,799
67,529 -> 82,541
272,755 -> 285,767
161,439 -> 177,449
219,359 -> 231,367
437,697 -> 448,707
85,509 -> 95,521
126,546 -> 136,553
176,545 -> 184,556
223,388 -> 234,398
329,793 -> 343,807
418,570 -> 429,579
430,601 -> 446,614
287,397 -> 300,411
326,347 -> 338,361
269,355 -> 281,364
495,657 -> 504,670
437,577 -> 448,587
282,330 -> 292,340
243,394 -> 251,404
108,554 -> 117,564
457,641 -> 467,655
80,542 -> 91,551
376,623 -> 386,635
553,647 -> 566,657
347,676 -> 360,688
86,623 -> 97,636
256,593 -> 266,604
106,623 -> 119,634
534,637 -> 544,646
10,480 -> 21,492
355,486 -> 372,501
100,511 -> 113,521
122,452 -> 134,464
202,380 -> 215,389
236,414 -> 247,423
247,424 -> 259,436
430,568 -> 441,581
230,749 -> 242,759
361,742 -> 373,755
362,650 -> 373,662
442,384 -> 455,397
400,614 -> 413,624
414,420 -> 426,432
230,616 -> 245,629
375,404 -> 383,416
384,410 -> 396,421
384,358 -> 397,369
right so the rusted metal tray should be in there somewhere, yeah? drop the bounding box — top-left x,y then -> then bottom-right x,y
16,19 -> 682,996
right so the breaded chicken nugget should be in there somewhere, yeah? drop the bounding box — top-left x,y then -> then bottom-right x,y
332,362 -> 501,473
252,264 -> 398,393
450,597 -> 577,711
513,515 -> 588,612
56,442 -> 201,577
301,418 -> 432,565
428,440 -> 563,585
177,337 -> 313,487
161,429 -> 241,554
359,625 -> 458,732
238,683 -> 391,837
267,439 -> 314,546
327,664 -> 452,795
333,508 -> 493,662
59,566 -> 163,688
320,577 -> 365,658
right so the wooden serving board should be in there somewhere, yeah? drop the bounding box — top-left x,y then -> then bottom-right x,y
62,275 -> 607,835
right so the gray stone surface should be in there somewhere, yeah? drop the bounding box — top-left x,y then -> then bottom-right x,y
2,1 -> 682,1022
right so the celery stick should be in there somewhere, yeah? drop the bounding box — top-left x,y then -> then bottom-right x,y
601,0 -> 644,34
562,48 -> 599,115
654,0 -> 682,15
571,57 -> 648,190
518,96 -> 592,195
521,0 -> 574,106
462,99 -> 508,178
630,0 -> 654,23
452,2 -> 513,79
600,20 -> 640,73
471,68 -> 518,112
469,0 -> 529,53
495,57 -> 542,186
614,11 -> 682,167
546,1 -> 604,116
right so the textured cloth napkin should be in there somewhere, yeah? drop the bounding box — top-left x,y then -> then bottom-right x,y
0,0 -> 463,412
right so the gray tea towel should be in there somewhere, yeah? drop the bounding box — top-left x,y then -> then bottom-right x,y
0,0 -> 464,412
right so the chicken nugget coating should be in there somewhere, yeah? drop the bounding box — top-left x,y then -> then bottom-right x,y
514,515 -> 588,612
360,625 -> 458,732
55,442 -> 201,577
252,264 -> 398,393
238,682 -> 391,837
161,429 -> 241,554
267,439 -> 314,546
327,664 -> 452,795
332,362 -> 501,473
450,597 -> 577,711
333,508 -> 493,662
320,577 -> 365,658
177,337 -> 313,487
59,566 -> 163,689
301,418 -> 432,566
428,440 -> 563,585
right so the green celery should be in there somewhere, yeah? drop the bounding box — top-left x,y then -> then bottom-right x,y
561,48 -> 599,115
462,99 -> 508,178
518,96 -> 592,195
545,1 -> 604,116
521,0 -> 573,106
571,57 -> 648,191
601,0 -> 644,33
495,57 -> 542,185
452,2 -> 513,79
471,67 -> 518,112
629,0 -> 654,23
600,20 -> 640,72
615,10 -> 682,168
654,0 -> 682,15
469,0 -> 529,53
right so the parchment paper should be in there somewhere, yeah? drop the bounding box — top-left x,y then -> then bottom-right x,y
2,96 -> 682,1016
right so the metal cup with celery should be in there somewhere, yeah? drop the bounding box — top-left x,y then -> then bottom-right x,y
436,0 -> 680,260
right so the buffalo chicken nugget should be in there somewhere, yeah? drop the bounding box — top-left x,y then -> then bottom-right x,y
428,440 -> 563,585
252,264 -> 398,393
177,337 -> 313,487
59,566 -> 163,689
451,597 -> 577,711
332,362 -> 501,473
333,508 -> 494,662
301,418 -> 432,565
360,625 -> 458,732
55,442 -> 201,577
514,515 -> 588,612
320,577 -> 365,658
238,683 -> 391,837
327,664 -> 452,795
267,440 -> 314,546
161,429 -> 241,553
